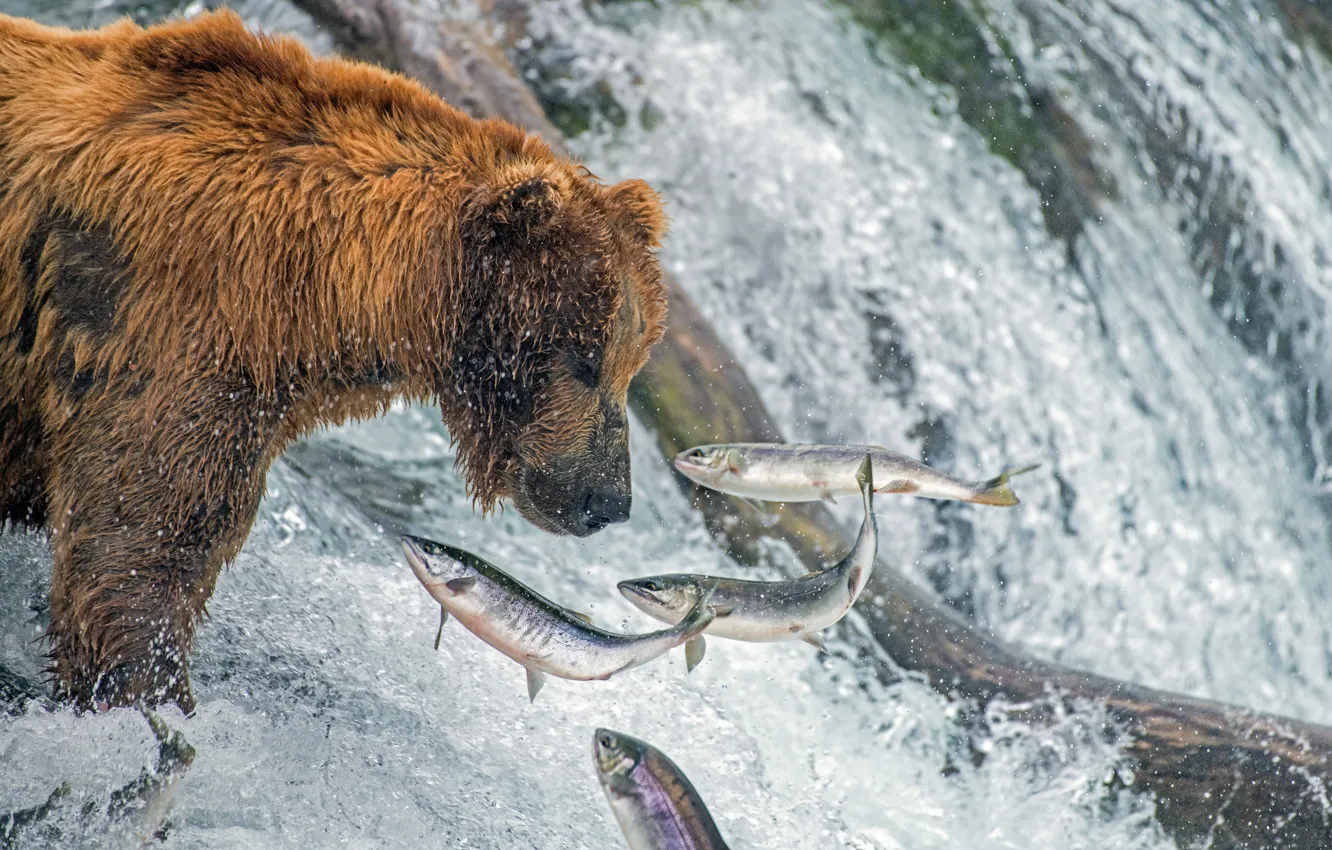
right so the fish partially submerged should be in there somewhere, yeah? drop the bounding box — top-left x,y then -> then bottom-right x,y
401,535 -> 717,702
619,454 -> 878,647
594,728 -> 731,850
674,442 -> 1038,506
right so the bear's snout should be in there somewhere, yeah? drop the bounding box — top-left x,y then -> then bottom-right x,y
508,443 -> 633,538
578,487 -> 632,534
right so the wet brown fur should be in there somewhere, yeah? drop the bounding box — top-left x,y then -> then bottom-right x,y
0,11 -> 667,710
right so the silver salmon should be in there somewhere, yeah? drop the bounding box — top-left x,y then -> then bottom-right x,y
674,442 -> 1037,506
402,535 -> 716,702
594,728 -> 731,850
619,454 -> 877,647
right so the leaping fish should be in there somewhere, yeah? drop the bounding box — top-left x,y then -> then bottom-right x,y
401,535 -> 718,702
619,454 -> 878,648
594,728 -> 732,850
674,442 -> 1037,506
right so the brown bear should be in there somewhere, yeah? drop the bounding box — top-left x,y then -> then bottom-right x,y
0,10 -> 668,712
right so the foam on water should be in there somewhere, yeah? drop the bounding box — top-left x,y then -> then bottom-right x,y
2,0 -> 1330,846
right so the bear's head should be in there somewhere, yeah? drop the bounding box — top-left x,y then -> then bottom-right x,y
443,156 -> 667,537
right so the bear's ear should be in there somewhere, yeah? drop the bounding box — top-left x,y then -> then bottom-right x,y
469,163 -> 567,239
604,179 -> 667,249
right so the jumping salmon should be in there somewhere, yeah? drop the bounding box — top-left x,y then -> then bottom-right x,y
619,454 -> 877,647
594,728 -> 731,850
674,442 -> 1037,506
401,535 -> 716,702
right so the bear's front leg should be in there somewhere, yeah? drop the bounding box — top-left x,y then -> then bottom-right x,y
43,372 -> 281,712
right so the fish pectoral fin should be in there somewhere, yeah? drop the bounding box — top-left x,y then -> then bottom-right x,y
801,631 -> 827,651
525,667 -> 547,703
725,449 -> 747,475
710,605 -> 735,619
881,478 -> 920,494
684,636 -> 707,673
737,496 -> 768,513
820,489 -> 838,504
433,608 -> 448,651
445,576 -> 477,593
570,611 -> 594,625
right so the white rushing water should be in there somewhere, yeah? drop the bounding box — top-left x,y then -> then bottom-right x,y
2,0 -> 1331,846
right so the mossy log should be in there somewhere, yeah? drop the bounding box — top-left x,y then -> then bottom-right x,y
293,1 -> 1332,845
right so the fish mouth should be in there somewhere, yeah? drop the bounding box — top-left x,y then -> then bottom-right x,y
401,536 -> 434,582
672,450 -> 716,483
401,534 -> 474,580
617,580 -> 662,611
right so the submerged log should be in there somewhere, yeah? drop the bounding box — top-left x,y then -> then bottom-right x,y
293,1 -> 1332,845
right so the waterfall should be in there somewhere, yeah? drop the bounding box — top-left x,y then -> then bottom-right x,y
1,0 -> 1329,846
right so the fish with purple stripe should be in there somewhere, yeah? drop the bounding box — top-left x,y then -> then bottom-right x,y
594,728 -> 731,850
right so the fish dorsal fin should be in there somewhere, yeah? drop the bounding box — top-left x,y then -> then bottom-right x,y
570,611 -> 594,625
433,608 -> 448,651
685,636 -> 707,673
445,576 -> 477,593
525,668 -> 547,703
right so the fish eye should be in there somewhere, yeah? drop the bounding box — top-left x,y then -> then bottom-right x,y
686,448 -> 705,459
599,732 -> 614,749
641,580 -> 661,592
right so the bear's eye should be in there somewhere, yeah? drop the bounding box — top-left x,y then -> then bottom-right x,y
566,352 -> 601,389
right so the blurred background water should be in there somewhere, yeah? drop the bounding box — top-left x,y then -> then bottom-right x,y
2,0 -> 1331,846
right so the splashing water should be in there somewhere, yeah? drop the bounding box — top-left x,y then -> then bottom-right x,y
2,0 -> 1331,847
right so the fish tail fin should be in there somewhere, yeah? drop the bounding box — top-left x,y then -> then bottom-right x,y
855,452 -> 874,493
683,581 -> 719,631
972,463 -> 1041,507
676,581 -> 719,671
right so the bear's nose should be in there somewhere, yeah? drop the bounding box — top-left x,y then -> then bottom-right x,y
581,488 -> 632,531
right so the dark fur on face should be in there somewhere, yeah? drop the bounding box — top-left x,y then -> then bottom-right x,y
448,166 -> 667,535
